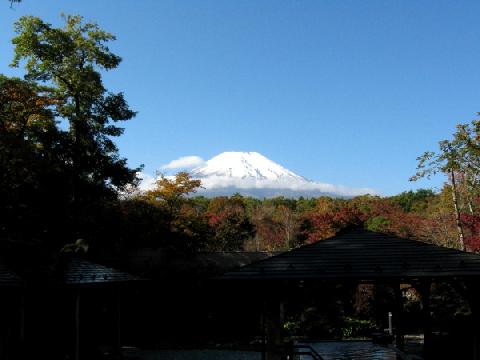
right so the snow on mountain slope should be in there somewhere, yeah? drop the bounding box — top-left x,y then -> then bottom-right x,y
188,152 -> 375,197
191,152 -> 303,181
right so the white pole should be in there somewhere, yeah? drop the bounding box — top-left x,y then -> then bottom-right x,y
388,311 -> 393,335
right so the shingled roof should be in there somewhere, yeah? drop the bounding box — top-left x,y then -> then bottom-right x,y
62,257 -> 142,286
0,264 -> 23,287
221,229 -> 480,281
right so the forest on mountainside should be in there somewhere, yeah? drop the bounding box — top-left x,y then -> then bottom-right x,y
2,13 -> 480,263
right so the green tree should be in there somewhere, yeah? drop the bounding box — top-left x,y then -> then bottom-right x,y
11,14 -> 139,203
365,216 -> 390,232
0,75 -> 70,242
390,189 -> 435,212
273,205 -> 300,249
208,206 -> 255,251
143,171 -> 204,251
410,122 -> 480,250
206,196 -> 255,250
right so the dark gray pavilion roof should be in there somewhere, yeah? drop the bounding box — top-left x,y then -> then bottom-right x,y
0,265 -> 23,287
221,229 -> 480,281
63,258 -> 142,286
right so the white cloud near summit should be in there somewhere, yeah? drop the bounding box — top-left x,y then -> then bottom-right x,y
161,155 -> 205,170
137,172 -> 375,197
196,175 -> 376,197
136,172 -> 156,191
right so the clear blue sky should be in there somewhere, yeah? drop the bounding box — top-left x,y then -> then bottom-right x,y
2,0 -> 480,195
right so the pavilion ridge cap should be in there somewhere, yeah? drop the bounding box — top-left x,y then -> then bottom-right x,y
220,229 -> 480,281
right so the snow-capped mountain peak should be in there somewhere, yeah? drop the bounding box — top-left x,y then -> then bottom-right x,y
140,151 -> 376,198
191,151 -> 303,181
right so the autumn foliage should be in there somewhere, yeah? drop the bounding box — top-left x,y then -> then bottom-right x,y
128,174 -> 473,254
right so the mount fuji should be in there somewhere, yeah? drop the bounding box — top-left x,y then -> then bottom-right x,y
150,151 -> 375,198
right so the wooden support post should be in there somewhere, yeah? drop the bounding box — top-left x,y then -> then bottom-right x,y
394,284 -> 404,351
116,289 -> 122,359
265,300 -> 284,360
417,281 -> 432,359
465,280 -> 480,360
261,301 -> 266,360
0,290 -> 4,360
373,282 -> 387,330
18,292 -> 25,360
19,294 -> 25,344
343,280 -> 358,318
474,290 -> 480,360
75,289 -> 80,360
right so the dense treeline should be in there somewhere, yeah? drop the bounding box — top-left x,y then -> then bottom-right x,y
131,176 -> 475,253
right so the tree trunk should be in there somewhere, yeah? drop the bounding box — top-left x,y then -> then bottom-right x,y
284,227 -> 290,249
450,170 -> 466,251
465,172 -> 475,215
468,200 -> 474,216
